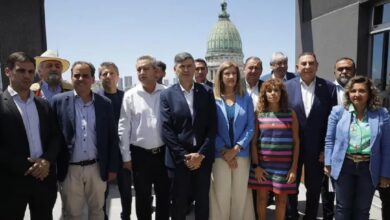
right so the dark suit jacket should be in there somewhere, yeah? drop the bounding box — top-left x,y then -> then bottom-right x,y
0,90 -> 63,186
160,83 -> 217,168
205,80 -> 214,88
285,77 -> 337,159
51,91 -> 119,181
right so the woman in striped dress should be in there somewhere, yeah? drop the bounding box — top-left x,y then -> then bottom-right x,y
248,79 -> 299,220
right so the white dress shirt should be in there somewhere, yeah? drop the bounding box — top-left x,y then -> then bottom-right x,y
8,86 -> 43,159
118,83 -> 166,162
334,80 -> 345,106
300,78 -> 316,117
179,83 -> 196,146
246,81 -> 259,111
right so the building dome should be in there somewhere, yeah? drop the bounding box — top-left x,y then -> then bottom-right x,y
205,1 -> 244,81
206,3 -> 243,56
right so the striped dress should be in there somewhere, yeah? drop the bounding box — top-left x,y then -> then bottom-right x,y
248,111 -> 296,194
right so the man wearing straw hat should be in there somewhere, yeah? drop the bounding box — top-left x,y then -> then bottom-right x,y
31,50 -> 73,101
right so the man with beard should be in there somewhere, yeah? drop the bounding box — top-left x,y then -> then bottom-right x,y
333,57 -> 357,106
31,50 -> 73,101
320,57 -> 356,220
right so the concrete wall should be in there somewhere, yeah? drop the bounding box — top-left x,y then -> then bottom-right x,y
0,0 -> 47,90
296,0 -> 371,81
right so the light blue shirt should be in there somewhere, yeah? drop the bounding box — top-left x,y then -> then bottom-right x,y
8,86 -> 43,159
41,81 -> 61,102
71,91 -> 97,162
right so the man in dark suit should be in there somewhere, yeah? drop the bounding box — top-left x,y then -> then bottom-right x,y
285,52 -> 337,220
260,51 -> 296,82
243,56 -> 263,110
0,52 -> 63,220
194,58 -> 213,88
97,62 -> 131,220
160,52 -> 216,220
51,61 -> 119,220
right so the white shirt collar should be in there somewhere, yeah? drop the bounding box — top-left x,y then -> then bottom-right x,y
179,82 -> 194,93
300,77 -> 316,87
7,86 -> 34,102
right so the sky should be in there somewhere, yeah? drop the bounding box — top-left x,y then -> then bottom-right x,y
45,0 -> 295,84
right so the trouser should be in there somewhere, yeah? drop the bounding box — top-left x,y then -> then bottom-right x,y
378,186 -> 390,220
287,156 -> 324,220
334,159 -> 375,220
321,175 -> 335,220
171,161 -> 212,220
0,176 -> 57,220
60,163 -> 107,220
209,157 -> 255,220
131,145 -> 170,220
104,166 -> 133,220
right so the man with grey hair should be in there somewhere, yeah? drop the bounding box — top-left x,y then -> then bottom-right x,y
119,55 -> 170,220
31,50 -> 73,101
160,52 -> 216,220
260,52 -> 296,82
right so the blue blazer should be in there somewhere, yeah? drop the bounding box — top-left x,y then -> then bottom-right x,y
214,94 -> 254,158
285,77 -> 337,159
51,91 -> 119,181
260,71 -> 296,81
160,83 -> 217,168
325,106 -> 390,186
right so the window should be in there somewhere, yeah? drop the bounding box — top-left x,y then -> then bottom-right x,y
371,2 -> 390,91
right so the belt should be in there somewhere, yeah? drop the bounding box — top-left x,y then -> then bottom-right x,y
346,154 -> 370,163
146,146 -> 164,154
131,144 -> 165,155
69,159 -> 97,166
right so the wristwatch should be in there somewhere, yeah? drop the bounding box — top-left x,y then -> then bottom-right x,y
251,163 -> 258,169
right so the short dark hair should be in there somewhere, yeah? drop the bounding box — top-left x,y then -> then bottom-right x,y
99,62 -> 119,76
174,52 -> 194,66
156,61 -> 166,72
6,52 -> 35,70
195,58 -> 207,67
297,52 -> 317,63
71,61 -> 96,78
244,56 -> 263,69
334,57 -> 356,71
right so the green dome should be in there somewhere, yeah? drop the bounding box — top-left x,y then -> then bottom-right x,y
206,2 -> 243,56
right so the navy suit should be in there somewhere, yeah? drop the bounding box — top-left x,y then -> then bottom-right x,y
205,80 -> 214,88
285,77 -> 337,219
160,83 -> 216,220
51,91 -> 119,182
0,90 -> 64,220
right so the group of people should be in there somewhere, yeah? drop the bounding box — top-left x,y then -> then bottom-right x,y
0,49 -> 389,220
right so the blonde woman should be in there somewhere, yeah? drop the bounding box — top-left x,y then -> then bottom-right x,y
209,61 -> 255,220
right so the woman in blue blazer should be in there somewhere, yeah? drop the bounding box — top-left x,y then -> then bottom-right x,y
324,76 -> 390,220
209,61 -> 255,220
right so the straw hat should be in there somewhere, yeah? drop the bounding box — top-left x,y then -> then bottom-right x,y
35,50 -> 70,73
